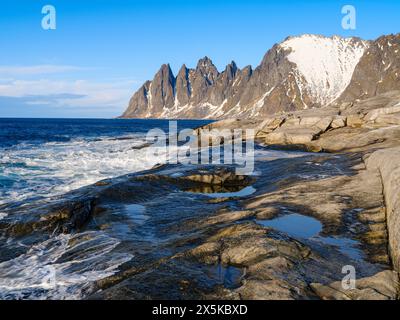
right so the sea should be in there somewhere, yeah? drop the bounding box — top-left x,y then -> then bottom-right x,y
0,118 -> 331,300
0,118 -> 216,299
0,118 -> 212,209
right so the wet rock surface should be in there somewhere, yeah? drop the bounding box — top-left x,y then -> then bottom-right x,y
0,146 -> 397,299
193,90 -> 400,299
1,91 -> 400,299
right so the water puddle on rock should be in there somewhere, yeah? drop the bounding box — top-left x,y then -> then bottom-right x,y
101,203 -> 158,243
124,204 -> 149,225
207,264 -> 243,289
256,213 -> 364,260
314,236 -> 363,261
186,186 -> 256,198
257,213 -> 321,238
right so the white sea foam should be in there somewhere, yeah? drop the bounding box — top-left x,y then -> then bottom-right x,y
0,135 -> 178,206
0,133 -> 321,208
0,231 -> 132,300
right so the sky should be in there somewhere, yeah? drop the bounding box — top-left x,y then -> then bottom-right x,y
0,0 -> 399,118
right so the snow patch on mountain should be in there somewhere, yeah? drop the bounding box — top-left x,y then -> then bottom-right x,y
145,83 -> 153,117
250,86 -> 276,117
280,35 -> 369,105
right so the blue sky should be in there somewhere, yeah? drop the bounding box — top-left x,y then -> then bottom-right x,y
0,0 -> 399,118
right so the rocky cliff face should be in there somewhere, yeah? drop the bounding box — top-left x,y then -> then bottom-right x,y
121,33 -> 400,119
338,34 -> 400,103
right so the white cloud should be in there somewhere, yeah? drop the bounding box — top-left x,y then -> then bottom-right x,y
0,64 -> 141,116
0,78 -> 139,110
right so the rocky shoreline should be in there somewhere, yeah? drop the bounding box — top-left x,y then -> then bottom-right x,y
1,91 -> 400,300
198,90 -> 400,299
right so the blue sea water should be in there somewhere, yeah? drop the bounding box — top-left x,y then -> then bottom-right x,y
0,119 -> 369,300
0,118 -> 212,207
0,118 -> 218,299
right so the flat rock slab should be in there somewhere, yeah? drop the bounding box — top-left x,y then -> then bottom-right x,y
311,270 -> 399,300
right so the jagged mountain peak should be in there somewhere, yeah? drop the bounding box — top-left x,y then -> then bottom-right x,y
227,60 -> 237,67
193,56 -> 219,88
223,61 -> 238,79
122,33 -> 399,119
373,32 -> 400,42
157,63 -> 174,75
178,63 -> 188,70
242,65 -> 253,73
197,56 -> 214,67
196,56 -> 218,74
225,60 -> 238,70
177,64 -> 189,77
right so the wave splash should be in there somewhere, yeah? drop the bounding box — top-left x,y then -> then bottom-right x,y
0,231 -> 132,300
0,135 -> 171,206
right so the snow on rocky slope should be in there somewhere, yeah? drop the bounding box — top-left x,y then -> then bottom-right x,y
121,34 -> 400,119
280,34 -> 369,105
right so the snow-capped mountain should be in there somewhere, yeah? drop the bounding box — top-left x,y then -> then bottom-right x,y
279,35 -> 368,106
121,33 -> 399,119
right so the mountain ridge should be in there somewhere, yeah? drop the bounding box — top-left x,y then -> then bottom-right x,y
121,33 -> 400,119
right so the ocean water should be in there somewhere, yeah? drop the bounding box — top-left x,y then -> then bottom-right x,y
0,118 -> 356,299
0,118 -> 212,208
0,118 -> 216,299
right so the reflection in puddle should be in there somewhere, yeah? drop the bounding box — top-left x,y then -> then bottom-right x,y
185,184 -> 244,194
257,213 -> 321,238
213,264 -> 242,289
170,172 -> 184,178
256,213 -> 364,260
314,236 -> 363,261
186,185 -> 256,198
